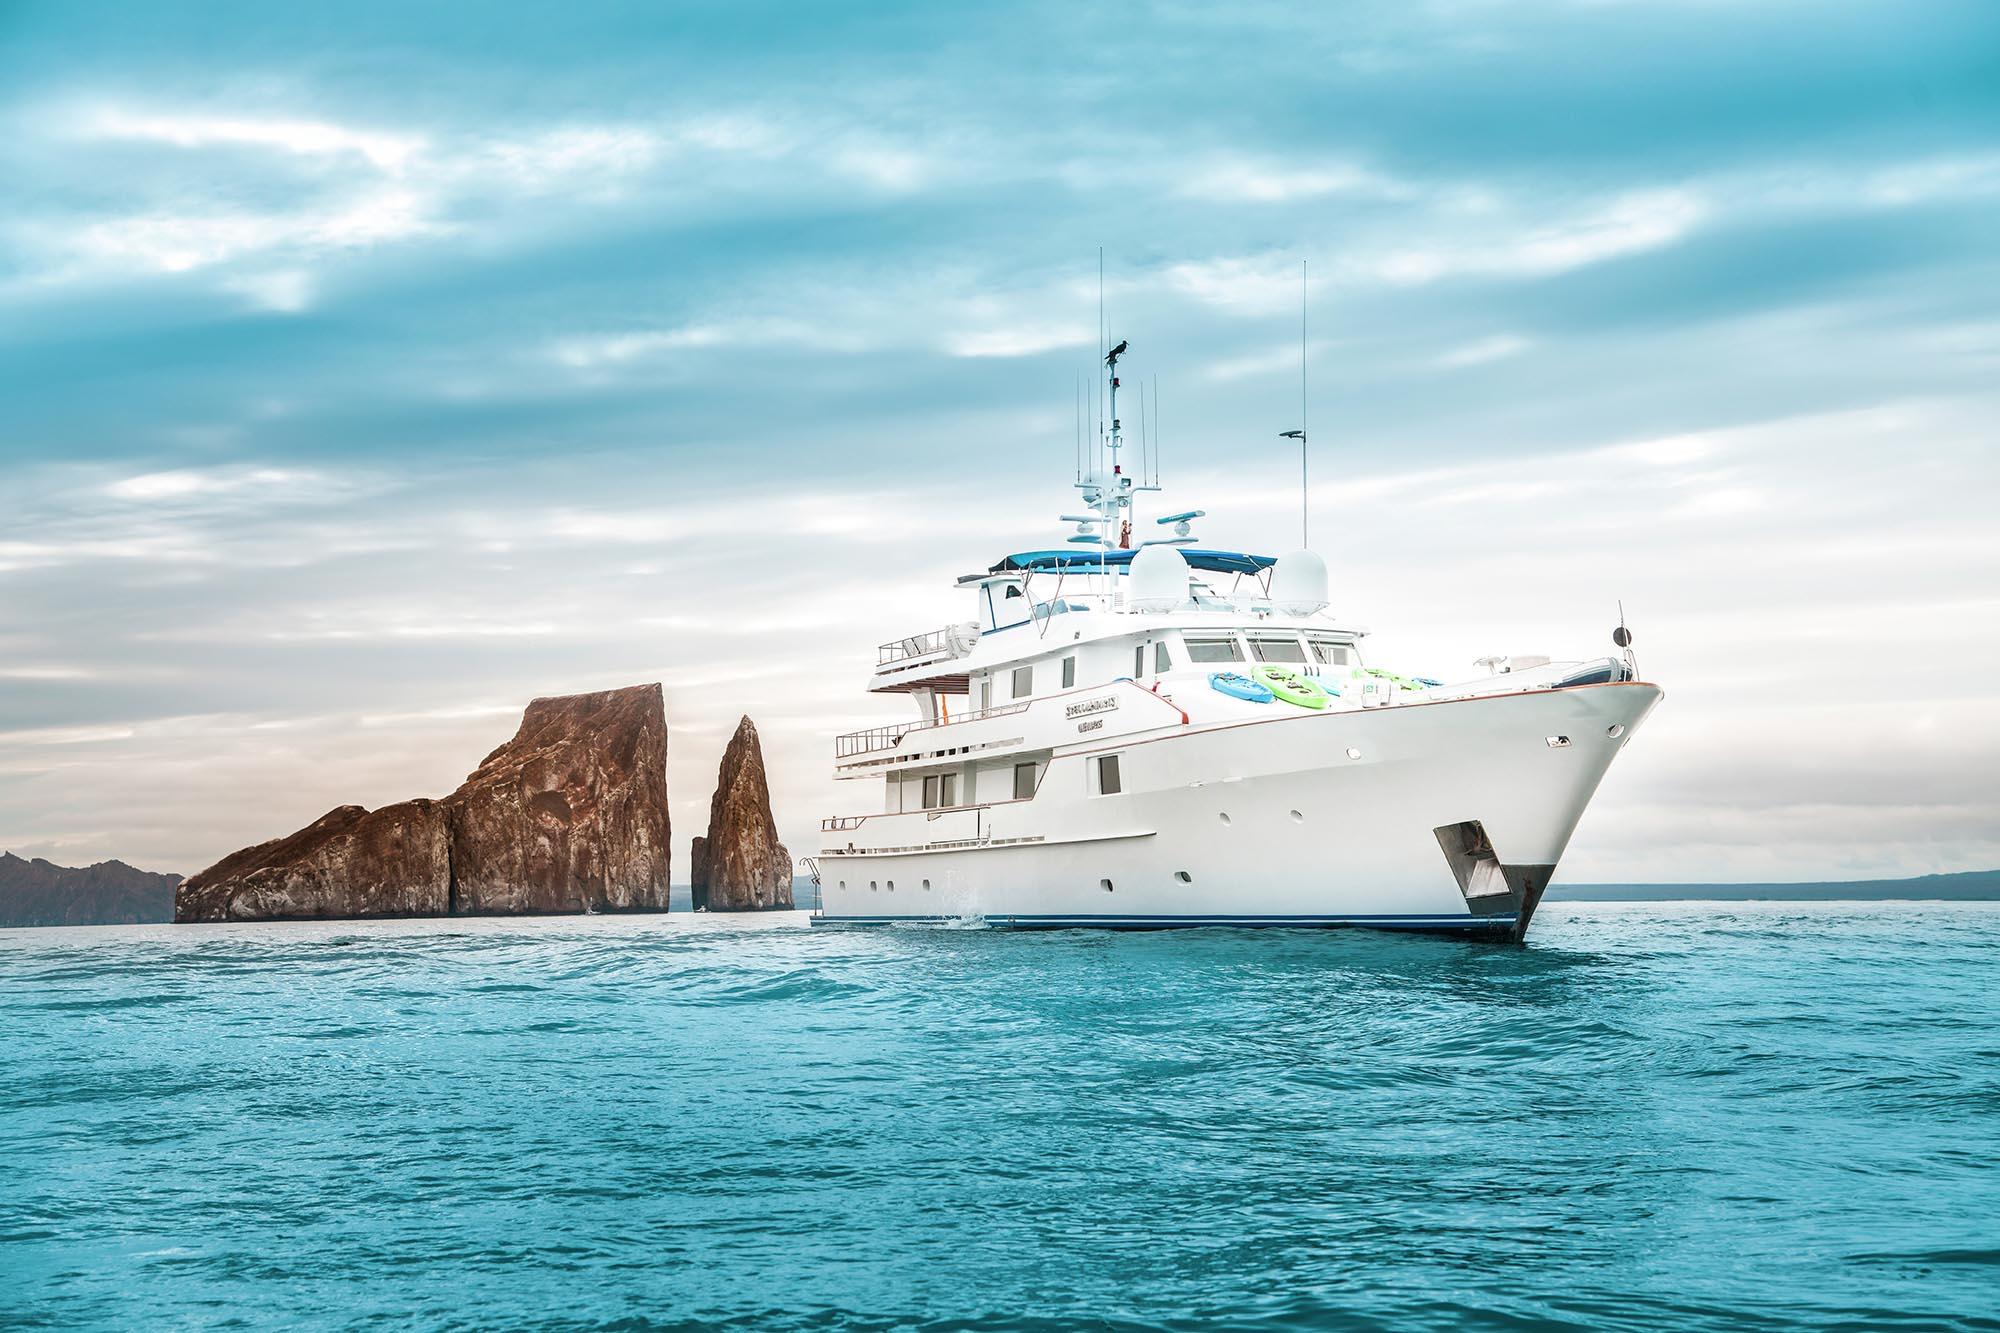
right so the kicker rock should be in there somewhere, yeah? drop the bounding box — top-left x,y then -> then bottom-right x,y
698,716 -> 792,911
446,684 -> 671,914
176,801 -> 450,922
175,684 -> 671,922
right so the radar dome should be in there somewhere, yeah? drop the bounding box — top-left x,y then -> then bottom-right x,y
1128,544 -> 1191,612
1270,549 -> 1330,615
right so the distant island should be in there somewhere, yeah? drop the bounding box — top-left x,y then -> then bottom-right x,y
1549,868 -> 2000,902
0,852 -> 180,927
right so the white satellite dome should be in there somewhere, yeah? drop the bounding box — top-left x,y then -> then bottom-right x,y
1270,549 -> 1330,615
1128,544 -> 1191,612
1078,468 -> 1115,501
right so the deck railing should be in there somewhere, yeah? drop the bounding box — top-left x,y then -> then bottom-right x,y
878,626 -> 957,666
832,699 -> 1031,760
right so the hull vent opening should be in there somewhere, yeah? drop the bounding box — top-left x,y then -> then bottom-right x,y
1435,820 -> 1512,910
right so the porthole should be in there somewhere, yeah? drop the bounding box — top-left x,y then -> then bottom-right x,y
838,880 -> 847,891
1289,809 -> 1304,823
886,880 -> 895,891
1607,723 -> 1626,739
1345,747 -> 1362,760
1218,812 -> 1232,826
922,879 -> 932,890
1546,735 -> 1572,749
1174,870 -> 1192,883
1100,878 -> 1114,893
870,880 -> 878,891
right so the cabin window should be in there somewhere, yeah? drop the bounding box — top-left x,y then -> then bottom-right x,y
1062,656 -> 1076,688
978,678 -> 992,711
921,775 -> 940,810
1134,645 -> 1146,678
1013,762 -> 1038,800
1096,754 -> 1122,796
1184,635 -> 1244,664
1308,637 -> 1355,667
940,773 -> 957,806
1248,634 -> 1308,664
1004,584 -> 1024,599
1154,642 -> 1172,674
1011,665 -> 1033,698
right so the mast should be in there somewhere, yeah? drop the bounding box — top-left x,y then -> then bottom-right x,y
1105,337 -> 1130,552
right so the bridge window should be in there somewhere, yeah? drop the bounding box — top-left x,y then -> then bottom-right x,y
1307,636 -> 1355,667
1184,635 -> 1243,664
1154,642 -> 1171,674
1011,665 -> 1033,698
1248,634 -> 1308,664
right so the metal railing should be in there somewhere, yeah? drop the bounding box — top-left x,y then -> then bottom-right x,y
832,699 -> 1031,760
878,626 -> 957,666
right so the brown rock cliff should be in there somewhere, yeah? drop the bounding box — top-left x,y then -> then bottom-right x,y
175,684 -> 670,922
447,685 -> 671,915
698,716 -> 792,911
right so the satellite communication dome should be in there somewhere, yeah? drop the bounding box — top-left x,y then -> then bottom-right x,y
1270,549 -> 1330,615
1129,543 -> 1191,612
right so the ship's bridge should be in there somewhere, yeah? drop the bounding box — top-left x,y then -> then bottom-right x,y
868,546 -> 1319,696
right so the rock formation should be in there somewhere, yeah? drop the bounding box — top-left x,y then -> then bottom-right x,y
695,716 -> 792,911
176,684 -> 671,922
0,852 -> 181,928
176,803 -> 449,922
445,685 -> 672,915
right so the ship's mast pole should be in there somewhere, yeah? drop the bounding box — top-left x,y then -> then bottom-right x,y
1107,343 -> 1124,550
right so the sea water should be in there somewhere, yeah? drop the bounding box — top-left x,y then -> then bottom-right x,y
1,903 -> 1994,1332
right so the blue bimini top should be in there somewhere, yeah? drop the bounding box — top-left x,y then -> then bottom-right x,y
990,548 -> 1277,576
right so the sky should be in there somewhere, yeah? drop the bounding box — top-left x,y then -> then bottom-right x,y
2,0 -> 1997,885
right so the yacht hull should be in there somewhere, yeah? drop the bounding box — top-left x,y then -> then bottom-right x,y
813,683 -> 1661,940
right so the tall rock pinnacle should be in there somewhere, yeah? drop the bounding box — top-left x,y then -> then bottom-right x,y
697,716 -> 793,911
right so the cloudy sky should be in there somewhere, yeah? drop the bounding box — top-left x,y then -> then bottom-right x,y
3,0 -> 1996,884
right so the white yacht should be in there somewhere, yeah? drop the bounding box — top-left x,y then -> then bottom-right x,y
811,341 -> 1662,939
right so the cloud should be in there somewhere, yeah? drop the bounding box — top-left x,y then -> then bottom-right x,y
1434,334 -> 1532,368
81,107 -> 427,171
1179,158 -> 1405,203
102,465 -> 354,505
1376,188 -> 1708,284
222,268 -> 314,312
947,323 -> 1094,358
548,318 -> 862,368
1202,343 -> 1308,382
66,186 -> 445,275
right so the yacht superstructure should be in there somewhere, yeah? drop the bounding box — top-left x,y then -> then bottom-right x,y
812,340 -> 1661,939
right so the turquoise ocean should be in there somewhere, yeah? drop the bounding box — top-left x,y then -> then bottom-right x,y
2,902 -> 1995,1332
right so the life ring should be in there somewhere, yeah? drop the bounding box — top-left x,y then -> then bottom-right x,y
1208,671 -> 1273,703
1252,665 -> 1331,710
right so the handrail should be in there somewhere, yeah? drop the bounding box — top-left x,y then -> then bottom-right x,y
833,699 -> 1032,759
878,626 -> 956,666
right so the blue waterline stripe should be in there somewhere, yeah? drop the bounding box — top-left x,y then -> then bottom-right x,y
812,912 -> 1516,929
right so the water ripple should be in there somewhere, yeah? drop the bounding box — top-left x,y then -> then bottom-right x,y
1,902 -> 1995,1332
